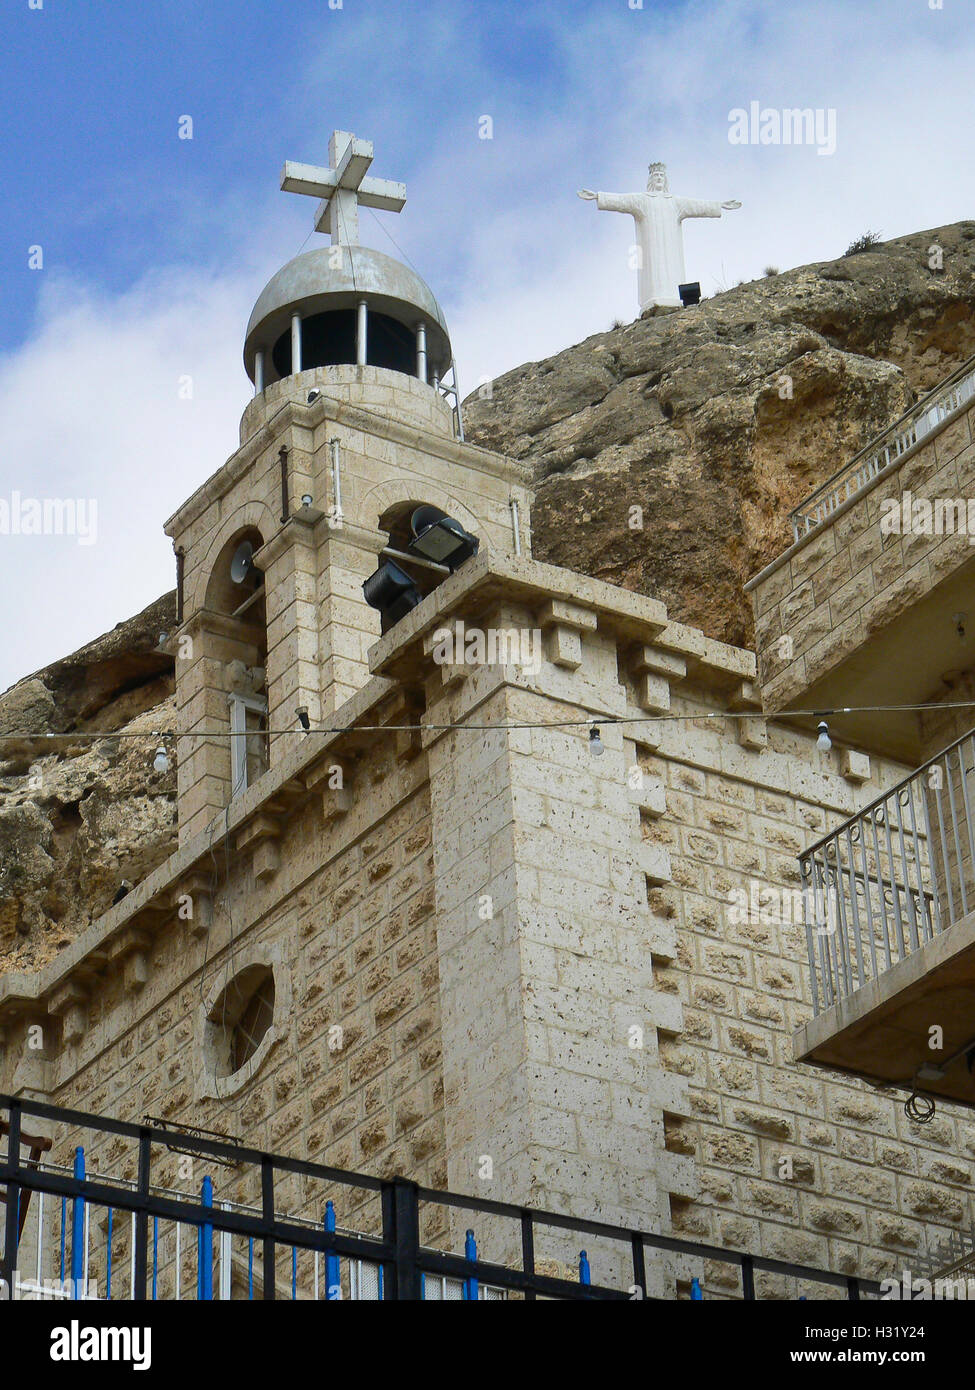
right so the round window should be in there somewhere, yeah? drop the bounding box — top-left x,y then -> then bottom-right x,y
207,965 -> 275,1078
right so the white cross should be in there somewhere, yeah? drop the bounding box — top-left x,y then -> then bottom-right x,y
280,130 -> 406,246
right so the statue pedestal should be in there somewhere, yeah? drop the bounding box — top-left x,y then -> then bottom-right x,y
641,303 -> 681,319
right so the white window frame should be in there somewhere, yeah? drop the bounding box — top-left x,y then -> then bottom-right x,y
228,692 -> 268,799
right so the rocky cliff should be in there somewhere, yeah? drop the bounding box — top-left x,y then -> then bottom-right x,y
0,593 -> 177,971
3,221 -> 975,971
466,221 -> 975,648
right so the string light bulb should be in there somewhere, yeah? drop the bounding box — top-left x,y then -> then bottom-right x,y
153,745 -> 170,773
816,720 -> 832,753
588,721 -> 605,757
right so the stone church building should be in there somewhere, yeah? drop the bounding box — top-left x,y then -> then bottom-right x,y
2,133 -> 974,1298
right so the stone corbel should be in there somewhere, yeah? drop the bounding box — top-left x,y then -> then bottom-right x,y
630,645 -> 687,715
384,691 -> 424,763
177,870 -> 215,937
305,757 -> 354,822
235,812 -> 282,883
108,927 -> 153,994
48,980 -> 89,1048
538,598 -> 598,671
840,749 -> 871,785
729,679 -> 767,752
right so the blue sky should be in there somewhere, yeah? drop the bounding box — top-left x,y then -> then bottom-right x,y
1,0 -> 974,690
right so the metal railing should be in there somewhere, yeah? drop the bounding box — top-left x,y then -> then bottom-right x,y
790,354 -> 975,541
1,1093 -> 881,1300
801,726 -> 975,1014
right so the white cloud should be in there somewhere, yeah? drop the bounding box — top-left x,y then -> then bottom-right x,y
0,267 -> 254,691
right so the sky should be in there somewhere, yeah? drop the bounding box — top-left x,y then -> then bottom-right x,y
1,0 -> 973,693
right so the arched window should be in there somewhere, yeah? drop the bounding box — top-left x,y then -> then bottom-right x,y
205,529 -> 270,799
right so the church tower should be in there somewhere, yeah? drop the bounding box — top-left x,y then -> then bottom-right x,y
165,131 -> 533,843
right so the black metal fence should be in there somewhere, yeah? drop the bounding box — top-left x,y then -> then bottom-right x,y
1,1093 -> 881,1301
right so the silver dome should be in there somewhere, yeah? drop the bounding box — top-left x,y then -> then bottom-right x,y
244,244 -> 452,384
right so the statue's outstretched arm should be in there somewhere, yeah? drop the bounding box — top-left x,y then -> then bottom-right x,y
677,197 -> 742,220
676,198 -> 723,220
588,191 -> 641,215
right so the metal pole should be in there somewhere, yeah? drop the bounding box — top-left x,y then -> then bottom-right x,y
416,321 -> 427,383
463,1228 -> 478,1301
1,1102 -> 21,1296
133,1129 -> 150,1300
330,438 -> 343,523
325,1199 -> 341,1299
175,546 -> 185,625
291,313 -> 302,375
279,445 -> 290,524
385,1177 -> 422,1300
510,498 -> 521,556
199,1175 -> 213,1300
521,1212 -> 536,1302
356,298 -> 368,366
451,358 -> 465,440
261,1158 -> 276,1300
70,1146 -> 85,1297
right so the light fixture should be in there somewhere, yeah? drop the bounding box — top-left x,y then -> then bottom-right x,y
301,494 -> 314,509
307,389 -> 321,403
296,706 -> 310,732
362,560 -> 422,632
408,506 -> 479,572
589,721 -> 605,757
153,745 -> 170,773
678,281 -> 702,307
816,720 -> 832,753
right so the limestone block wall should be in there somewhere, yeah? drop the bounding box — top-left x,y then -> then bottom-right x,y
7,745 -> 449,1294
422,646 -> 688,1289
750,403 -> 975,712
634,690 -> 975,1296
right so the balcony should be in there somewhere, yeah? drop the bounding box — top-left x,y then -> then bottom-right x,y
795,725 -> 975,1103
789,358 -> 975,541
747,354 -> 975,760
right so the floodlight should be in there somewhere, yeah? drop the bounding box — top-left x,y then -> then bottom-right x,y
409,506 -> 478,570
363,559 -> 422,631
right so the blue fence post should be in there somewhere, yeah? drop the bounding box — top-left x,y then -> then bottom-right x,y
106,1208 -> 113,1300
59,1196 -> 66,1284
198,1176 -> 213,1300
292,1246 -> 297,1300
691,1276 -> 703,1300
248,1238 -> 254,1301
579,1250 -> 591,1287
324,1200 -> 341,1299
463,1228 -> 478,1302
152,1218 -> 159,1301
70,1146 -> 85,1298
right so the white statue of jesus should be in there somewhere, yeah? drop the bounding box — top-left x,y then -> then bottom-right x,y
579,163 -> 741,313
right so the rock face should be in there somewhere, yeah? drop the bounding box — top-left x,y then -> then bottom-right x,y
4,222 -> 975,972
0,593 -> 177,972
464,221 -> 975,649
